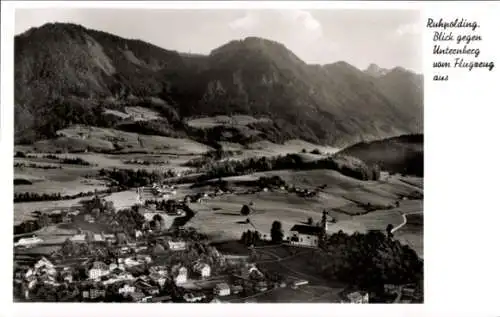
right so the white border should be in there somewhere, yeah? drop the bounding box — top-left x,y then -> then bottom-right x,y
2,1 -> 500,317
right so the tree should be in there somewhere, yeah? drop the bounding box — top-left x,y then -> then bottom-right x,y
152,214 -> 164,231
270,221 -> 284,243
240,204 -> 251,216
386,224 -> 394,239
307,217 -> 314,225
61,238 -> 76,257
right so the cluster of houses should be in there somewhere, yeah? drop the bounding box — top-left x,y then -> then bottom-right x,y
17,257 -> 58,299
16,252 -> 200,302
137,183 -> 177,202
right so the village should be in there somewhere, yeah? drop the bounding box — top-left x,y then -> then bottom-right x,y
14,173 -> 422,304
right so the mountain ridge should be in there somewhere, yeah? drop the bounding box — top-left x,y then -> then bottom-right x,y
14,22 -> 423,148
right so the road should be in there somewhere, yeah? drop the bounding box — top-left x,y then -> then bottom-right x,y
391,211 -> 423,234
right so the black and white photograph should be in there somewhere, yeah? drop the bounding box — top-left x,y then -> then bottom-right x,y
12,7 -> 424,304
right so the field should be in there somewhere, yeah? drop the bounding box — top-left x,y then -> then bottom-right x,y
394,212 -> 423,258
27,125 -> 213,154
187,169 -> 422,248
14,140 -> 423,258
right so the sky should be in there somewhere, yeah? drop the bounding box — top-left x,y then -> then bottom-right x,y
15,9 -> 422,73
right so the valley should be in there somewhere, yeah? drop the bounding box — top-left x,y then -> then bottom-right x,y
13,21 -> 423,304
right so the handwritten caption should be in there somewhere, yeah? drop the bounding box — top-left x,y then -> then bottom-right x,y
427,18 -> 495,81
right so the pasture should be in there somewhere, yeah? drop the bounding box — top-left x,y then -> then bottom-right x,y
29,125 -> 213,155
187,169 -> 422,242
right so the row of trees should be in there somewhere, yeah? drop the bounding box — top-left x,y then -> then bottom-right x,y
14,191 -> 95,203
198,153 -> 380,182
14,187 -> 122,203
98,168 -> 176,188
14,162 -> 61,169
184,148 -> 243,168
240,230 -> 262,246
144,199 -> 177,213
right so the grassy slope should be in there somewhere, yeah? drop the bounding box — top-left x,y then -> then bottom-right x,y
337,134 -> 423,177
187,169 -> 422,254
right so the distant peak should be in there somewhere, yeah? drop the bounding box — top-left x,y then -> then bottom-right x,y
364,63 -> 390,77
365,63 -> 381,71
323,61 -> 361,73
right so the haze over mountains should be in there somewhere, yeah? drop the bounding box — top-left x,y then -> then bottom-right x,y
14,22 -> 423,148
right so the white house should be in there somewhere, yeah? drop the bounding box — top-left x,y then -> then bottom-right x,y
89,261 -> 109,280
124,258 -> 141,268
183,292 -> 205,302
70,234 -> 86,243
174,267 -> 188,285
118,284 -> 136,295
34,257 -> 54,270
149,266 -> 168,276
168,241 -> 187,251
288,225 -> 323,247
193,263 -> 211,279
342,291 -> 369,304
136,254 -> 152,264
15,236 -> 43,247
149,272 -> 167,287
93,234 -> 104,242
214,283 -> 231,296
103,233 -> 116,242
135,230 -> 143,239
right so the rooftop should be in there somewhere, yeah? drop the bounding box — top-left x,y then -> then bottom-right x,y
290,224 -> 323,235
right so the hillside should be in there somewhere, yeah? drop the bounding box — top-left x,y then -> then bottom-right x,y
336,134 -> 423,177
15,23 -> 423,148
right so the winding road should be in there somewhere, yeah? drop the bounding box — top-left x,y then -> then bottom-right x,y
391,211 -> 423,234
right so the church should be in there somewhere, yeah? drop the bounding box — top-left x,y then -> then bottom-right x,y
288,210 -> 328,247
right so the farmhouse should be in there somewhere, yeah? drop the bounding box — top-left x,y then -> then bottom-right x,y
118,284 -> 136,295
184,292 -> 205,302
34,257 -> 56,274
193,262 -> 211,279
89,288 -> 106,299
168,240 -> 187,251
89,261 -> 109,280
288,225 -> 323,247
62,214 -> 73,224
70,234 -> 86,243
214,283 -> 231,296
341,291 -> 369,304
93,234 -> 105,242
